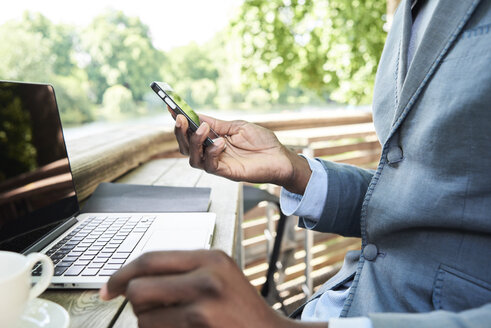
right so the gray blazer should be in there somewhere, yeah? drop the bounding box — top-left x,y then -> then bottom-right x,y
292,0 -> 491,326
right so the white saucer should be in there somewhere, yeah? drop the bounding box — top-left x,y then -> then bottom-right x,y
15,298 -> 70,328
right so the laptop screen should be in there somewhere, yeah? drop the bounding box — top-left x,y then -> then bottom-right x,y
0,81 -> 79,253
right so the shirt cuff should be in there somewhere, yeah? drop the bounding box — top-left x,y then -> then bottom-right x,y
329,317 -> 373,328
279,156 -> 327,227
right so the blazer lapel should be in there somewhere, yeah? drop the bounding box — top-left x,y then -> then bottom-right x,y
391,0 -> 482,127
396,0 -> 413,101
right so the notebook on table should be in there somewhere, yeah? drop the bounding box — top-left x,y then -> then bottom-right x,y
82,182 -> 212,213
0,81 -> 215,289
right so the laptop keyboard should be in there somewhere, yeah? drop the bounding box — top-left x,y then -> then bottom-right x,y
32,215 -> 155,277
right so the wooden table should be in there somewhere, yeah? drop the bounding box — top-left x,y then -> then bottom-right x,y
40,158 -> 243,328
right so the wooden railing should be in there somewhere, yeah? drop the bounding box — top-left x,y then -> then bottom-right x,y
66,110 -> 380,313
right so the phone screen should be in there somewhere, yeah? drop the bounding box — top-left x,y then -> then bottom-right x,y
166,90 -> 200,126
151,82 -> 218,146
155,82 -> 200,126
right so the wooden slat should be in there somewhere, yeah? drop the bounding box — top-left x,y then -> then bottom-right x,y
152,160 -> 204,187
281,264 -> 344,312
245,237 -> 360,276
313,140 -> 380,157
255,112 -> 373,131
335,150 -> 382,166
243,233 -> 339,270
275,123 -> 375,147
279,243 -> 360,283
116,158 -> 178,185
245,238 -> 360,282
244,205 -> 269,221
244,230 -> 337,265
244,217 -> 270,239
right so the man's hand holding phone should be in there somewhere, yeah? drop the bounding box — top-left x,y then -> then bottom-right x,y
151,81 -> 311,194
170,109 -> 312,195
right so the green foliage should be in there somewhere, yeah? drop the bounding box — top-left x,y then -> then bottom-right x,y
0,90 -> 37,182
100,84 -> 137,120
0,3 -> 386,126
19,12 -> 77,76
159,42 -> 221,109
162,42 -> 219,82
0,10 -> 163,124
0,13 -> 94,125
232,0 -> 387,104
82,10 -> 164,102
0,22 -> 53,81
189,79 -> 217,108
51,73 -> 95,125
245,88 -> 272,109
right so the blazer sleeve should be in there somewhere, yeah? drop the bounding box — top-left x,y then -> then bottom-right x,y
369,303 -> 491,328
298,159 -> 374,237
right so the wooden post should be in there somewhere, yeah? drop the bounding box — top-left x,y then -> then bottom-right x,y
386,0 -> 402,31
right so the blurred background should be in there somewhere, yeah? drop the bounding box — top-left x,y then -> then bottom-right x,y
0,0 -> 387,132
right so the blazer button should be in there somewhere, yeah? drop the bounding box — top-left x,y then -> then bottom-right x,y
363,244 -> 378,261
387,146 -> 403,165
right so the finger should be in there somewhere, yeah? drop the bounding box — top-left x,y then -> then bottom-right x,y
198,114 -> 246,136
174,115 -> 190,155
102,250 -> 212,301
203,137 -> 227,174
188,122 -> 210,169
167,106 -> 177,120
126,270 -> 222,315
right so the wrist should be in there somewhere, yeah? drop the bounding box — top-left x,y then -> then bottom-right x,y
280,147 -> 312,195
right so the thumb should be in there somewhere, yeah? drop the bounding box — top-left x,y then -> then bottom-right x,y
203,137 -> 227,174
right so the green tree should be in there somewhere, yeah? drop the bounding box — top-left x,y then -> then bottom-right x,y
0,90 -> 37,182
51,73 -> 95,125
0,22 -> 53,82
0,14 -> 95,125
82,10 -> 164,103
19,12 -> 77,76
99,84 -> 137,120
189,79 -> 217,108
162,42 -> 219,82
160,42 -> 220,108
232,0 -> 387,105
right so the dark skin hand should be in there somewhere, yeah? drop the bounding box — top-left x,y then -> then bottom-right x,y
100,250 -> 327,328
170,109 -> 312,195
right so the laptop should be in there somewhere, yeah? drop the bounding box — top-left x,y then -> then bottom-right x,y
0,81 -> 216,288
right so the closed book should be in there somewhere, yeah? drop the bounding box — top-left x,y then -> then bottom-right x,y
81,182 -> 211,213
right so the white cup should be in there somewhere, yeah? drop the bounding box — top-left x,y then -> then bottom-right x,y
0,251 -> 54,328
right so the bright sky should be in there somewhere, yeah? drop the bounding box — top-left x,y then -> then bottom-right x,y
0,0 -> 243,51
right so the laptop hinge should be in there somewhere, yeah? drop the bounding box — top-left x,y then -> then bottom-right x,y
23,214 -> 80,254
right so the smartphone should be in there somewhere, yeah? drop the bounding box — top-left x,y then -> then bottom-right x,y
150,81 -> 218,146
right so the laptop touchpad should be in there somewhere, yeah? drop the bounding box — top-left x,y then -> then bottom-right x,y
142,229 -> 208,252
